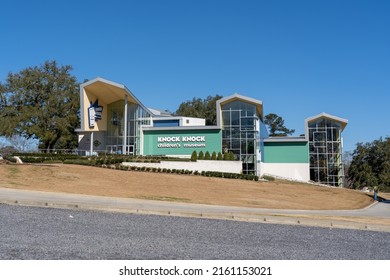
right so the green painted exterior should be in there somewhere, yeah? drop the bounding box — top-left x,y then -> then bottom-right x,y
263,142 -> 309,163
143,129 -> 222,156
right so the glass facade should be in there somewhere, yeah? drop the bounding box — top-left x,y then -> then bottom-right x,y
221,100 -> 259,174
106,100 -> 151,155
308,118 -> 344,187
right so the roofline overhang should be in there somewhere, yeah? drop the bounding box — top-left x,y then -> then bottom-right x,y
264,137 -> 308,143
81,77 -> 154,116
305,112 -> 348,131
216,93 -> 264,128
142,126 -> 221,132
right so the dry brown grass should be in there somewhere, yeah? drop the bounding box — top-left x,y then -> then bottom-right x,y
0,164 -> 373,210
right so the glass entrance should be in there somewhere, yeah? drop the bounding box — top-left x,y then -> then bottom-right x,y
106,145 -> 134,155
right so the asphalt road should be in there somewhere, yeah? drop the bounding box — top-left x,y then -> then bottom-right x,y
1,204 -> 389,260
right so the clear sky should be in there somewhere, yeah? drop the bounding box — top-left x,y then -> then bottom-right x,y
1,0 -> 389,151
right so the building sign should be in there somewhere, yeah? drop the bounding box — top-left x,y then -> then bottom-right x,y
88,100 -> 103,128
157,136 -> 206,148
143,129 -> 222,156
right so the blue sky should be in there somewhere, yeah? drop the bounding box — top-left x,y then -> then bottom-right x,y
1,0 -> 389,151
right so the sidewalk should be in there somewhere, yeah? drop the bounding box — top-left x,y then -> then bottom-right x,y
1,187 -> 390,232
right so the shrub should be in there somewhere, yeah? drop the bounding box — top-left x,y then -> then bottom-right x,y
229,152 -> 235,161
194,170 -> 200,175
191,150 -> 197,162
223,152 -> 229,160
204,151 -> 211,160
211,151 -> 217,160
198,151 -> 204,160
217,152 -> 223,160
4,156 -> 17,163
262,175 -> 275,181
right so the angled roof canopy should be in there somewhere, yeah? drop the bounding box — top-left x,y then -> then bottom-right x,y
305,112 -> 348,131
81,77 -> 152,114
216,93 -> 264,119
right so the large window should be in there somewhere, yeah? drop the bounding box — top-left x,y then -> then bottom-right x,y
308,118 -> 344,187
106,100 -> 151,155
221,100 -> 259,174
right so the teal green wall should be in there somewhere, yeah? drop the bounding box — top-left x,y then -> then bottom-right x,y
263,142 -> 309,163
143,129 -> 222,156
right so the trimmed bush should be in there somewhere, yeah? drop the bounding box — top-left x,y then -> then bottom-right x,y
223,152 -> 229,160
191,150 -> 197,162
211,151 -> 217,160
204,151 -> 211,160
198,151 -> 204,160
217,152 -> 223,160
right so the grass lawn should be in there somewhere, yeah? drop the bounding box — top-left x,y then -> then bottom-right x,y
0,163 -> 374,210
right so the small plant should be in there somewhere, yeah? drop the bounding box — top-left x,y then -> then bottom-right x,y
198,151 -> 204,160
204,151 -> 211,160
211,151 -> 217,160
217,152 -> 223,160
191,150 -> 197,162
223,152 -> 229,160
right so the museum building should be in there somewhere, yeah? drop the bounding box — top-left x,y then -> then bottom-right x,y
77,78 -> 348,187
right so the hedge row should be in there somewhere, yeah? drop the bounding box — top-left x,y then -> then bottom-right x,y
190,150 -> 235,161
13,153 -> 190,164
101,164 -> 259,181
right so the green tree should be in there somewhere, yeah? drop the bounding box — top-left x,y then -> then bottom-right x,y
198,151 -> 204,160
264,113 -> 295,136
211,151 -> 217,160
175,95 -> 223,125
348,137 -> 390,192
217,152 -> 223,160
204,151 -> 211,160
0,61 -> 80,152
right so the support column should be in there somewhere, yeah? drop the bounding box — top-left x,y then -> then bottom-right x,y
123,95 -> 128,155
90,131 -> 94,156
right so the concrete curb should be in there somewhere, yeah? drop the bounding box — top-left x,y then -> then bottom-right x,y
1,196 -> 390,233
